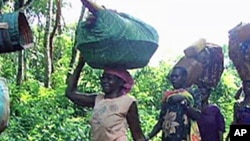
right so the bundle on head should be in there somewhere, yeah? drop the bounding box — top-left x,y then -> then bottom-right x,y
184,39 -> 224,88
228,23 -> 250,81
196,43 -> 224,88
77,0 -> 159,69
0,12 -> 33,53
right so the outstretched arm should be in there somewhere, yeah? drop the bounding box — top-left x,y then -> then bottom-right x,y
127,102 -> 146,141
146,103 -> 167,140
147,120 -> 162,140
65,54 -> 97,108
186,106 -> 201,120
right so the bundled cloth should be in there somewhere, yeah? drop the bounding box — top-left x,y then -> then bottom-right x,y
172,57 -> 203,87
184,39 -> 224,88
76,9 -> 159,69
184,38 -> 207,58
0,77 -> 9,134
228,23 -> 250,81
0,12 -> 33,53
161,89 -> 201,141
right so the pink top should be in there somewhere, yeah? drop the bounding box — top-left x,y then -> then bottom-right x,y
91,94 -> 136,141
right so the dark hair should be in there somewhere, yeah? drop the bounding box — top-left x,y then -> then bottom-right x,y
174,67 -> 187,76
167,66 -> 188,81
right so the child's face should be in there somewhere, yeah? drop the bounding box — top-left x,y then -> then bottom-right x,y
169,68 -> 187,89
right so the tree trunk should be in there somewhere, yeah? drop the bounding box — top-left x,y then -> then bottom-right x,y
16,50 -> 25,85
44,0 -> 53,88
49,0 -> 62,74
15,0 -> 26,85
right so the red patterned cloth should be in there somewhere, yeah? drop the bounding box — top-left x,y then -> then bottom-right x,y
196,44 -> 224,88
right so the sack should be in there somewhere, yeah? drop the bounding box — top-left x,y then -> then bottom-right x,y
0,12 -> 33,53
174,57 -> 203,87
195,43 -> 224,88
228,23 -> 250,80
184,38 -> 206,57
76,9 -> 159,69
184,39 -> 224,88
0,78 -> 9,134
229,22 -> 250,43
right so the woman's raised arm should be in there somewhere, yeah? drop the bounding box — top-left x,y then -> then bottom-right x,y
65,54 -> 96,108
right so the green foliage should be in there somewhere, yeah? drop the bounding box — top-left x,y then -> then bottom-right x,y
0,57 -> 236,140
0,78 -> 93,141
0,57 -> 241,141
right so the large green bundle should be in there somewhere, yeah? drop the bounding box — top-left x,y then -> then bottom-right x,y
76,9 -> 159,69
0,12 -> 33,53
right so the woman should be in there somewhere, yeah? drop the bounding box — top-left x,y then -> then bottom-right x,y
226,80 -> 250,141
197,85 -> 225,141
65,58 -> 146,141
146,66 -> 201,141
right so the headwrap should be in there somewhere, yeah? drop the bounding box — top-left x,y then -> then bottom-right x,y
104,69 -> 134,95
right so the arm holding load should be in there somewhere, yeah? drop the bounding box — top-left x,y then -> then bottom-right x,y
65,54 -> 96,108
80,0 -> 104,14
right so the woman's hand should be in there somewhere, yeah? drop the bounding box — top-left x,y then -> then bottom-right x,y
80,0 -> 104,14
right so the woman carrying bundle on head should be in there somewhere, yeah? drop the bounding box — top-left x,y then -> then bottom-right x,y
197,84 -> 225,141
66,1 -> 160,140
184,39 -> 226,141
66,56 -> 146,141
226,23 -> 250,141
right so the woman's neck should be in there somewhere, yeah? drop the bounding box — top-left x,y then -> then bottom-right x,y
174,85 -> 188,90
104,90 -> 123,99
202,100 -> 209,109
